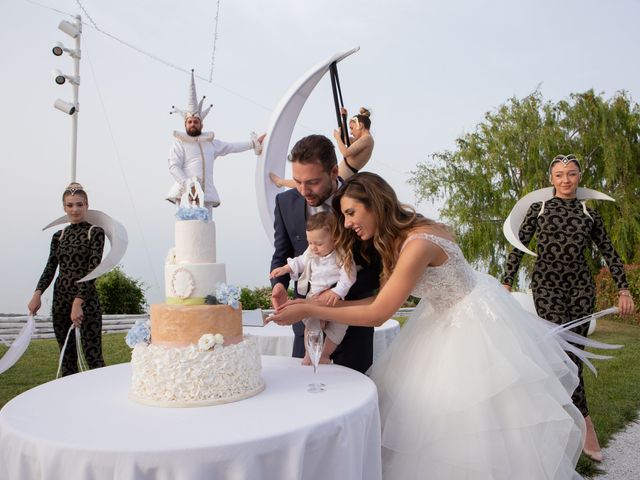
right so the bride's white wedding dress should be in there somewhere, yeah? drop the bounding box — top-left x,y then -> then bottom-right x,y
369,233 -> 585,479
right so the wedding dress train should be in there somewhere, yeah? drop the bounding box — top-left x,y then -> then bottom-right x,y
369,234 -> 586,479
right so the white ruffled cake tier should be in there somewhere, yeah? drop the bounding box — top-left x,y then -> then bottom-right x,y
130,336 -> 264,407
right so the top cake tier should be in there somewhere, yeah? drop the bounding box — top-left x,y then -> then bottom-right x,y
175,220 -> 216,264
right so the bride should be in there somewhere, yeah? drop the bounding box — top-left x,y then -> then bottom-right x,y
269,172 -> 599,479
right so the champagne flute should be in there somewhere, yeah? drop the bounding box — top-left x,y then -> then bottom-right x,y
306,328 -> 326,393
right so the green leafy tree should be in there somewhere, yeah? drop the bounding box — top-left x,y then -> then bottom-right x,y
410,89 -> 640,283
96,265 -> 148,314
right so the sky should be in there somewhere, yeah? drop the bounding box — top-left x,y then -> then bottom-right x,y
1,0 -> 639,314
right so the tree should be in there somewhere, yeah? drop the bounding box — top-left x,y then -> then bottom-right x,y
410,90 -> 640,283
95,265 -> 148,314
239,287 -> 273,310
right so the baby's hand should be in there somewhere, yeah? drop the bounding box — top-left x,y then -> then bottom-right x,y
269,266 -> 287,279
323,291 -> 340,307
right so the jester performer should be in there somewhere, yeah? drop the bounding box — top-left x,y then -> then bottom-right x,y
501,154 -> 635,463
166,70 -> 265,216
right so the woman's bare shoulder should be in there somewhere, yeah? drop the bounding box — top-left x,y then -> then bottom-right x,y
399,227 -> 452,267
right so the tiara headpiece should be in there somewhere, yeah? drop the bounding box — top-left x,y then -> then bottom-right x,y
64,182 -> 84,196
548,154 -> 581,174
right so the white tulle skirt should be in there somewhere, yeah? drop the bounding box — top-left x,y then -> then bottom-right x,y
369,273 -> 585,480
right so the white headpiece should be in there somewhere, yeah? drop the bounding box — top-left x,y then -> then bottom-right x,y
170,70 -> 213,120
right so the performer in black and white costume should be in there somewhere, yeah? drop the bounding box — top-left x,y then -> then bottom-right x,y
502,154 -> 635,462
28,183 -> 105,376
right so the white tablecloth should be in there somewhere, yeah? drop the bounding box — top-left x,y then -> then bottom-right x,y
0,356 -> 381,480
245,319 -> 400,361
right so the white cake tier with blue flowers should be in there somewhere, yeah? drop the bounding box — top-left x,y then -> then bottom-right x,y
165,263 -> 227,304
130,336 -> 264,407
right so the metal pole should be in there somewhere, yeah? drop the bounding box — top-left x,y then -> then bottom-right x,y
70,15 -> 81,182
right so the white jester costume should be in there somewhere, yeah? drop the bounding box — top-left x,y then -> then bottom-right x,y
166,70 -> 262,208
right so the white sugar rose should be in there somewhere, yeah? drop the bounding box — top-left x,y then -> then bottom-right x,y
214,333 -> 225,345
198,334 -> 215,351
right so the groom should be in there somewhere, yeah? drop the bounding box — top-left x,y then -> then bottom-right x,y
270,134 -> 381,373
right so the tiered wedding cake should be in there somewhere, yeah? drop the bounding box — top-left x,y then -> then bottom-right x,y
129,188 -> 264,407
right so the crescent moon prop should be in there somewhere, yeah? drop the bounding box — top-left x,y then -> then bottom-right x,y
43,209 -> 129,282
0,315 -> 35,374
503,187 -> 615,256
255,46 -> 360,244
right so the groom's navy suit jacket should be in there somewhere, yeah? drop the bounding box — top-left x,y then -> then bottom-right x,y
270,186 -> 381,374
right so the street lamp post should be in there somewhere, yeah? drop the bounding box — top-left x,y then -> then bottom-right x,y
52,15 -> 82,182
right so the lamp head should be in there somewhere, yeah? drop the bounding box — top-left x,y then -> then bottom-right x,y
58,20 -> 80,38
52,42 -> 64,56
54,99 -> 77,115
53,69 -> 66,85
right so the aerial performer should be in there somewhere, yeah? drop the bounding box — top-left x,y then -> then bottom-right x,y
334,106 -> 374,178
269,106 -> 374,188
166,70 -> 265,216
268,58 -> 373,189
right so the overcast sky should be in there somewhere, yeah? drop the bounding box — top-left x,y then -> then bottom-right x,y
2,0 -> 639,314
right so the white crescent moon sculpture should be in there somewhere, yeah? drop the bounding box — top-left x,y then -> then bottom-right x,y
0,315 -> 35,374
503,187 -> 615,256
43,209 -> 129,282
255,46 -> 360,244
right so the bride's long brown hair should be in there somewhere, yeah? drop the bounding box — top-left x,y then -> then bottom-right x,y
332,172 -> 437,284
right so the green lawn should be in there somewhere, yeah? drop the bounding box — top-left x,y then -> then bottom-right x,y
1,320 -> 639,478
0,333 -> 131,408
579,319 -> 640,477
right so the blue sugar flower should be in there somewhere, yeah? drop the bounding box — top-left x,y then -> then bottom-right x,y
125,319 -> 151,348
175,207 -> 209,222
215,283 -> 241,309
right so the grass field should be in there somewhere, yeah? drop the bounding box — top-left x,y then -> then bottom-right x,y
579,319 -> 640,477
1,319 -> 639,478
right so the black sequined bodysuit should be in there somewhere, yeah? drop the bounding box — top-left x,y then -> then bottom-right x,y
36,222 -> 105,376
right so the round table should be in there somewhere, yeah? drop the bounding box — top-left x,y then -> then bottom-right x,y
245,319 -> 400,360
0,356 -> 381,480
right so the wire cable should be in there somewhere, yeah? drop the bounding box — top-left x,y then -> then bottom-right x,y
83,39 -> 161,291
